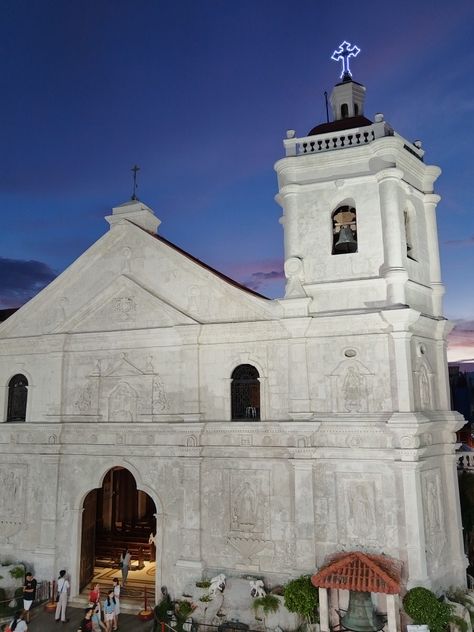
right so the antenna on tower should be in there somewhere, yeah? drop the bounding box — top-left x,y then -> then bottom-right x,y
324,91 -> 329,123
131,164 -> 140,201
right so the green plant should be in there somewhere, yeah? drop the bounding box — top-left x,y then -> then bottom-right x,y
175,600 -> 196,632
284,575 -> 319,624
199,594 -> 213,603
252,594 -> 280,616
9,566 -> 24,580
403,587 -> 453,632
196,580 -> 211,588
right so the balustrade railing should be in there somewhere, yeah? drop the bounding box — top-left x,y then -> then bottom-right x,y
283,121 -> 423,160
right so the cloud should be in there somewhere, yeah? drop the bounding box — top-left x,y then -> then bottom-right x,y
444,236 -> 474,247
0,257 -> 56,308
243,269 -> 285,291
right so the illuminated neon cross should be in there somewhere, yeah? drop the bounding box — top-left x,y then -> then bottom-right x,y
331,41 -> 361,79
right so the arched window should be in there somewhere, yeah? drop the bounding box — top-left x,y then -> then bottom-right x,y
341,103 -> 349,118
7,374 -> 28,422
231,365 -> 260,421
332,205 -> 357,254
354,103 -> 359,116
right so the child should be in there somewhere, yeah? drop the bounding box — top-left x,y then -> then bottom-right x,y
8,610 -> 28,632
112,578 -> 121,631
91,602 -> 106,632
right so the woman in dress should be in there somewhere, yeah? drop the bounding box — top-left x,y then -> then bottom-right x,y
112,577 -> 121,631
88,583 -> 101,606
102,590 -> 116,632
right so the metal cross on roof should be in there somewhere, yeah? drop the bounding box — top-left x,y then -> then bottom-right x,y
331,41 -> 361,80
131,164 -> 140,200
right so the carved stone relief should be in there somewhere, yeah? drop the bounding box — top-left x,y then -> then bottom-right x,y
0,464 -> 26,539
414,359 -> 434,411
74,381 -> 93,412
111,296 -> 136,322
421,469 -> 447,572
152,374 -> 170,412
224,469 -> 271,562
336,474 -> 382,547
284,257 -> 305,298
108,382 -> 137,422
328,359 -> 374,413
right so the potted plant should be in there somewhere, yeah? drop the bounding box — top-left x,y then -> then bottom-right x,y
284,575 -> 319,631
252,593 -> 280,627
403,587 -> 453,632
175,599 -> 197,632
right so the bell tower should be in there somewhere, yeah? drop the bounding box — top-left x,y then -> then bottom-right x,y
275,45 -> 444,318
274,44 -> 466,591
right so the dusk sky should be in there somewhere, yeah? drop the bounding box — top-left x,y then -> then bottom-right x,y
2,0 -> 474,361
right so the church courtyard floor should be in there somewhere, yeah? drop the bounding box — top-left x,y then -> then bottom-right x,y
21,606 -> 153,631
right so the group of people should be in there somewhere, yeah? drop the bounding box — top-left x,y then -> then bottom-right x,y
77,577 -> 121,632
7,550 -> 132,631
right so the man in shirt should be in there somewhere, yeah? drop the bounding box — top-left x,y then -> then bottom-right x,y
55,569 -> 70,623
23,571 -> 37,623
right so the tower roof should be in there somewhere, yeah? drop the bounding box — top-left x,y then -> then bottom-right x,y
308,115 -> 372,137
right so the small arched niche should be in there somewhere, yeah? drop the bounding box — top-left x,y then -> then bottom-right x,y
332,204 -> 358,254
404,203 -> 417,261
231,364 -> 260,421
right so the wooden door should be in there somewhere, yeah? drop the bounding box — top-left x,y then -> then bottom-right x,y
80,489 -> 97,590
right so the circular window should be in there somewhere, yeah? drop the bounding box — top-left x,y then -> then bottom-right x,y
344,349 -> 357,358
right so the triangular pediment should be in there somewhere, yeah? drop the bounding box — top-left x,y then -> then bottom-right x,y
63,275 -> 198,333
311,551 -> 401,594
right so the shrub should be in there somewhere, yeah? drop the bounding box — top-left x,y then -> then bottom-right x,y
284,575 -> 319,624
9,567 -> 24,580
196,580 -> 211,588
252,594 -> 280,616
403,587 -> 453,632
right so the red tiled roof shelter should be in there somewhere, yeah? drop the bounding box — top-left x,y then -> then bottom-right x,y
311,552 -> 401,595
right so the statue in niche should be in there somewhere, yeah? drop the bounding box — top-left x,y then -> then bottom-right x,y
347,483 -> 375,540
419,365 -> 431,409
108,383 -> 134,421
232,482 -> 257,531
342,366 -> 363,412
152,375 -> 170,412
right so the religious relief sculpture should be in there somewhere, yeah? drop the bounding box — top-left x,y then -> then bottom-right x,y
74,382 -> 92,412
152,374 -> 170,412
231,482 -> 258,532
108,382 -> 137,422
421,470 -> 446,570
342,366 -> 363,412
0,465 -> 25,539
418,364 -> 432,410
284,257 -> 305,298
346,482 -> 377,542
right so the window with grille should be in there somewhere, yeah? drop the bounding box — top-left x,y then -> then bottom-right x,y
231,364 -> 260,421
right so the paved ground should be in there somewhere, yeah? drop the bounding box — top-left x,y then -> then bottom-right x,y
15,606 -> 155,632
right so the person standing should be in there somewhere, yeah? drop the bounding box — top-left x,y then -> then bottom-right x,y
119,549 -> 131,587
55,570 -> 70,623
112,578 -> 120,631
102,590 -> 116,632
22,572 -> 37,623
91,602 -> 106,632
8,610 -> 28,631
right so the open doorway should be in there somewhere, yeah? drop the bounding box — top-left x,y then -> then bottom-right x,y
80,467 -> 157,595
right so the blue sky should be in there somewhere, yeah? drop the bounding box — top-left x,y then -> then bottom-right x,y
1,0 -> 474,358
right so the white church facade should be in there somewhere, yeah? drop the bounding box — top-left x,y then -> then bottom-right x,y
0,60 -> 467,603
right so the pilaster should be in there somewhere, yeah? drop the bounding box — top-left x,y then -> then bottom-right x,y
291,460 -> 316,571
424,194 -> 444,317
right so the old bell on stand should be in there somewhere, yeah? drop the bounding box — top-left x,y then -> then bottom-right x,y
334,225 -> 357,253
340,591 -> 386,632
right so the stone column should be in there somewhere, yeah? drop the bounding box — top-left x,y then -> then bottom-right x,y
441,454 -> 468,585
181,342 -> 201,421
279,185 -> 301,261
319,587 -> 330,632
377,169 -> 408,305
424,194 -> 444,317
382,310 -> 420,413
179,459 -> 203,567
292,460 -> 316,571
386,594 -> 400,632
288,339 -> 312,419
400,463 -> 429,587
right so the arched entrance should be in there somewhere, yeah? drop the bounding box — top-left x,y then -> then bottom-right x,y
80,467 -> 157,594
